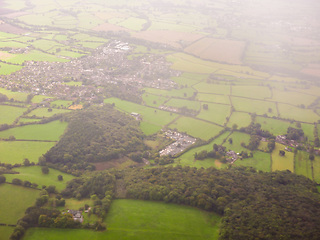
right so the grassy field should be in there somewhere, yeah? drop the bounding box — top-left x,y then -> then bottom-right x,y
271,143 -> 294,172
171,73 -> 206,87
144,87 -> 195,99
24,199 -> 221,240
255,117 -> 292,136
0,105 -> 26,125
197,103 -> 230,125
27,108 -> 71,118
272,89 -> 317,107
140,122 -> 162,135
0,184 -> 38,225
142,93 -> 169,108
231,85 -> 272,100
278,103 -> 319,123
233,151 -> 271,172
165,98 -> 201,111
0,226 -> 14,240
169,117 -> 223,141
231,97 -> 277,117
31,95 -> 53,103
197,93 -> 230,104
0,88 -> 29,102
50,100 -> 73,108
0,141 -> 55,164
226,112 -> 251,129
0,120 -> 67,141
312,155 -> 320,184
4,166 -> 74,191
0,63 -> 23,75
294,151 -> 313,180
8,50 -> 68,64
193,83 -> 230,95
223,132 -> 250,153
18,118 -> 42,124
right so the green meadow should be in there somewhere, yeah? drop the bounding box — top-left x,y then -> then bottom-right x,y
4,166 -> 74,192
24,199 -> 221,240
197,93 -> 230,104
255,117 -> 292,136
50,100 -> 73,108
8,50 -> 68,64
223,132 -> 251,153
231,85 -> 272,100
278,103 -> 319,123
271,143 -> 294,172
165,98 -> 201,111
193,83 -> 230,95
272,89 -> 317,107
0,226 -> 14,240
294,151 -> 313,180
0,88 -> 29,102
0,63 -> 23,75
233,151 -> 271,172
231,97 -> 277,117
0,120 -> 67,141
0,184 -> 38,225
312,156 -> 320,184
31,95 -> 53,103
0,141 -> 55,164
144,87 -> 195,99
0,105 -> 26,125
142,93 -> 169,107
226,112 -> 251,129
27,108 -> 71,118
197,103 -> 230,125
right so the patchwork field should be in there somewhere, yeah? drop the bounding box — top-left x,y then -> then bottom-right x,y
278,103 -> 319,123
233,151 -> 271,172
27,108 -> 71,118
0,141 -> 55,164
4,166 -> 74,191
231,85 -> 272,100
0,184 -> 38,225
197,93 -> 230,104
165,98 -> 201,111
197,103 -> 230,125
24,199 -> 221,240
271,143 -> 294,172
231,97 -> 277,117
0,88 -> 28,102
294,151 -> 313,180
255,117 -> 292,136
142,93 -> 169,108
0,105 -> 26,125
226,112 -> 251,129
223,132 -> 250,153
272,89 -> 317,107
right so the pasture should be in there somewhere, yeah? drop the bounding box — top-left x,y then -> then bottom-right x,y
169,117 -> 223,141
197,93 -> 230,105
255,117 -> 292,136
27,108 -> 71,118
271,143 -> 294,172
233,151 -> 271,172
312,156 -> 320,184
231,85 -> 272,100
0,120 -> 68,141
4,166 -> 74,192
165,98 -> 201,111
0,63 -> 22,75
278,103 -> 319,123
231,97 -> 277,117
0,88 -> 28,102
0,141 -> 55,164
142,93 -> 169,107
197,103 -> 230,125
31,95 -> 53,103
18,118 -> 42,124
0,226 -> 14,240
226,112 -> 251,129
294,151 -> 313,180
272,89 -> 317,107
193,83 -> 230,95
222,132 -> 250,153
0,105 -> 26,125
0,184 -> 38,225
171,73 -> 207,87
50,100 -> 73,108
144,87 -> 195,99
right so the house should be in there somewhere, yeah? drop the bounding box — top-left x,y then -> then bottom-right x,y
67,210 -> 84,223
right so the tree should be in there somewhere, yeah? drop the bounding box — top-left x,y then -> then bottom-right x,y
0,175 -> 5,184
279,150 -> 285,156
12,178 -> 23,185
203,104 -> 208,110
228,138 -> 233,144
41,166 -> 49,174
267,140 -> 275,152
232,124 -> 238,130
58,175 -> 63,181
23,158 -> 30,166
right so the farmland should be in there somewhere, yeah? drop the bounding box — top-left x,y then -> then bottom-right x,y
271,143 -> 294,172
0,105 -> 26,125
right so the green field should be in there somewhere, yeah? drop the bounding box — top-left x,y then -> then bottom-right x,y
278,103 -> 319,123
0,121 -> 67,141
171,73 -> 206,87
223,132 -> 251,153
233,151 -> 271,172
142,93 -> 169,107
50,100 -> 73,108
197,103 -> 230,125
0,105 -> 26,125
197,93 -> 230,104
4,166 -> 74,191
231,97 -> 277,117
294,151 -> 313,180
193,83 -> 230,95
27,108 -> 71,118
0,88 -> 29,102
227,112 -> 251,129
24,199 -> 221,240
0,141 -> 55,164
165,98 -> 201,111
231,85 -> 272,100
31,95 -> 53,103
271,143 -> 294,172
272,89 -> 317,107
255,117 -> 292,136
312,156 -> 320,184
0,226 -> 14,240
18,118 -> 42,124
144,87 -> 195,99
8,50 -> 68,64
0,184 -> 38,225
169,117 -> 223,141
0,63 -> 23,75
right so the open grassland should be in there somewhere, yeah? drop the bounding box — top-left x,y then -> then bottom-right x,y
0,226 -> 14,240
313,156 -> 320,184
231,85 -> 272,100
223,132 -> 250,153
144,87 -> 195,99
0,121 -> 67,141
104,97 -> 178,130
31,39 -> 63,51
184,38 -> 245,65
27,108 -> 71,118
294,151 -> 313,180
272,89 -> 317,107
63,81 -> 82,86
301,123 -> 316,141
4,166 -> 74,192
169,117 -> 223,141
233,151 -> 271,172
0,63 -> 23,75
142,93 -> 169,108
0,88 -> 28,102
31,95 -> 53,103
18,118 -> 42,124
227,112 -> 251,129
171,73 -> 207,87
278,103 -> 319,123
231,97 -> 277,117
8,50 -> 68,64
165,98 -> 200,111
0,105 -> 26,125
255,117 -> 292,136
117,17 -> 146,31
194,83 -> 230,95
197,93 -> 230,105
140,122 -> 162,135
50,100 -> 73,108
197,103 -> 230,125
24,199 -> 221,240
271,143 -> 294,172
0,184 -> 38,225
0,141 -> 55,164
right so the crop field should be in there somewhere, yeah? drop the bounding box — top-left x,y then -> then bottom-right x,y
184,38 -> 245,65
0,120 -> 68,141
278,103 -> 319,123
294,151 -> 313,180
271,143 -> 294,172
165,98 -> 200,111
144,87 -> 195,99
169,117 -> 223,140
197,103 -> 230,125
104,97 -> 178,129
231,97 -> 277,117
313,156 -> 320,184
0,88 -> 28,102
24,199 -> 221,240
0,105 -> 26,125
231,85 -> 272,100
255,117 -> 292,136
27,108 -> 71,118
50,100 -> 73,108
223,132 -> 250,153
142,93 -> 169,108
233,151 -> 271,172
272,89 -> 317,107
0,226 -> 14,240
197,93 -> 230,104
194,83 -> 230,95
226,112 -> 251,129
4,166 -> 74,192
0,141 -> 55,164
0,63 -> 23,75
0,184 -> 38,225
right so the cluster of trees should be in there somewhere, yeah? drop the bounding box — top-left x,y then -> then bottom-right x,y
194,144 -> 227,160
44,105 -> 148,173
287,127 -> 304,140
